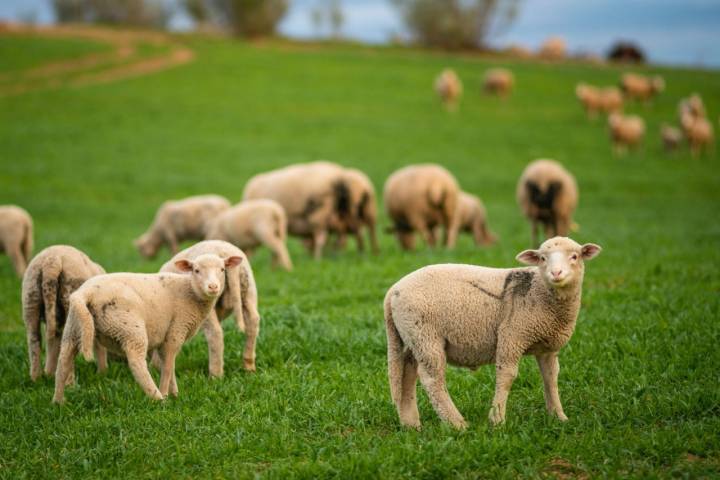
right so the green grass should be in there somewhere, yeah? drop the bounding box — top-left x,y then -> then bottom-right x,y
1,33 -> 719,478
0,35 -> 109,73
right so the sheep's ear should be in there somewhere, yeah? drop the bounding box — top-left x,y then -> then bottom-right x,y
516,249 -> 541,265
175,259 -> 193,272
581,243 -> 602,260
225,256 -> 243,268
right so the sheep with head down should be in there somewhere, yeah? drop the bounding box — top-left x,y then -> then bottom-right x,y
681,112 -> 714,157
434,69 -> 462,111
0,205 -> 33,277
384,236 -> 602,429
608,113 -> 645,156
620,73 -> 664,102
331,168 -> 380,254
483,68 -> 514,97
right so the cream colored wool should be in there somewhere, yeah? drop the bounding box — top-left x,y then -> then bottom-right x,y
0,205 -> 33,277
383,164 -> 461,251
53,253 -> 241,403
384,236 -> 602,429
516,159 -> 578,247
22,245 -> 106,381
206,199 -> 292,271
160,240 -> 260,376
620,73 -> 664,102
608,113 -> 645,155
661,124 -> 683,152
135,194 -> 231,258
434,69 -> 462,110
456,192 -> 496,246
483,68 -> 514,97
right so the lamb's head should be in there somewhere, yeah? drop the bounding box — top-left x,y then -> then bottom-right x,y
516,237 -> 601,290
175,253 -> 243,300
134,234 -> 160,259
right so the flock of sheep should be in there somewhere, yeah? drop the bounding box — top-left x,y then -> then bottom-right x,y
436,68 -> 716,157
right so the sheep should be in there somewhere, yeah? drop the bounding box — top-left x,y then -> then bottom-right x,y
52,253 -> 242,403
576,84 -> 623,118
383,164 -> 461,250
434,69 -> 462,111
242,161 -> 352,259
681,112 -> 715,157
456,192 -> 497,246
516,159 -> 578,247
384,236 -> 602,429
599,87 -> 623,114
22,245 -> 107,382
661,124 -> 683,152
538,36 -> 566,60
159,240 -> 260,376
205,199 -> 292,271
608,113 -> 646,155
331,168 -> 380,254
678,93 -> 706,121
620,73 -> 664,102
134,194 -> 231,258
0,205 -> 33,277
483,68 -> 514,97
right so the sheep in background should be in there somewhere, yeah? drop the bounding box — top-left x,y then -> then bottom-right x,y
678,93 -> 706,121
620,73 -> 664,102
661,124 -> 683,152
134,194 -> 230,258
0,205 -> 33,277
599,87 -> 623,114
332,168 -> 380,254
681,112 -> 715,157
434,69 -> 462,111
456,192 -> 497,246
483,68 -> 514,97
608,113 -> 645,156
576,84 -> 623,118
516,159 -> 578,247
538,36 -> 566,60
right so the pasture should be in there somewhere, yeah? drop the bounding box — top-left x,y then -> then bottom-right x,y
1,29 -> 719,477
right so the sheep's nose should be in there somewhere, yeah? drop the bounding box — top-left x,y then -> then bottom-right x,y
208,283 -> 219,292
551,270 -> 563,279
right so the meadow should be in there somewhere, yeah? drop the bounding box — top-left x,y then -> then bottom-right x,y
1,30 -> 719,478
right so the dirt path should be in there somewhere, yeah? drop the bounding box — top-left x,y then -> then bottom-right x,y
0,23 -> 195,97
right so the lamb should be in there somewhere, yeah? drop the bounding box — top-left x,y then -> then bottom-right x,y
483,68 -> 514,97
576,84 -> 622,118
681,112 -> 714,157
0,205 -> 33,277
456,192 -> 497,246
516,159 -> 578,247
599,87 -> 623,114
331,168 -> 380,254
53,253 -> 242,403
205,199 -> 292,271
538,36 -> 566,60
660,124 -> 683,152
22,245 -> 107,382
384,236 -> 602,429
434,69 -> 462,110
678,94 -> 706,121
383,164 -> 461,250
242,161 -> 352,259
620,73 -> 664,102
134,194 -> 231,258
608,112 -> 645,155
160,240 -> 260,376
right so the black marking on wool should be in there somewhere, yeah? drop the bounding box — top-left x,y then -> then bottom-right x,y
333,180 -> 352,218
467,281 -> 503,300
394,214 -> 413,233
469,271 -> 534,301
100,299 -> 117,319
526,180 -> 562,222
301,197 -> 322,218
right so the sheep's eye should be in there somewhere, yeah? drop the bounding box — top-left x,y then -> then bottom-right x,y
194,269 -> 200,274
540,255 -> 546,262
221,268 -> 225,273
571,254 -> 578,261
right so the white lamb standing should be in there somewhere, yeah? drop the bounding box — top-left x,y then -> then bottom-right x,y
385,236 -> 601,429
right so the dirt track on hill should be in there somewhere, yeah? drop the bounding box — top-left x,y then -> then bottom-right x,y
0,24 -> 195,97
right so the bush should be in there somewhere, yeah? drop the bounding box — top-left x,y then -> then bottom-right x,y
208,0 -> 289,37
52,0 -> 171,28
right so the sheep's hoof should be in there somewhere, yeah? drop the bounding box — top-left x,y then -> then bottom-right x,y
555,412 -> 569,422
450,420 -> 468,430
52,396 -> 65,405
243,359 -> 256,372
488,407 -> 505,427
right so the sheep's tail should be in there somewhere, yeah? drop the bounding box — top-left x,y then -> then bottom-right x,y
385,290 -> 405,406
427,182 -> 446,211
22,220 -> 33,263
68,292 -> 95,361
42,256 -> 62,339
227,264 -> 245,333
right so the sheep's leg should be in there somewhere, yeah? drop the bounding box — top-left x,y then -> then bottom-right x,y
95,342 -> 108,374
535,353 -> 568,421
162,228 -> 179,254
415,344 -> 466,429
354,229 -> 365,253
399,353 -> 420,428
7,245 -> 27,277
367,221 -> 380,255
202,312 -> 224,378
44,328 -> 61,377
397,231 -> 415,251
242,309 -> 259,372
53,340 -> 78,404
260,229 -> 293,271
124,341 -> 163,400
24,301 -> 42,381
158,345 -> 179,398
489,356 -> 520,426
312,229 -> 327,259
530,220 -> 539,247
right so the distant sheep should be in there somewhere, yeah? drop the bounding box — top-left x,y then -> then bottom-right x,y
434,69 -> 463,110
660,124 -> 683,152
206,199 -> 292,271
53,253 -> 241,403
384,164 -> 461,250
678,94 -> 706,121
0,205 -> 33,277
608,113 -> 645,155
160,240 -> 260,376
22,245 -> 106,381
620,73 -> 664,102
576,84 -> 623,118
135,194 -> 231,258
385,236 -> 602,429
456,192 -> 496,246
516,159 -> 578,246
681,112 -> 715,157
483,68 -> 514,97
539,36 -> 566,60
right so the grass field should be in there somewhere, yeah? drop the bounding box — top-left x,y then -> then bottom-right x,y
1,29 -> 719,478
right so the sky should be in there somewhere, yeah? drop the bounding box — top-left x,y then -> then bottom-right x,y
2,0 -> 720,68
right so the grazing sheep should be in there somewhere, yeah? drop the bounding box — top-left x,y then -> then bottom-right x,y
385,236 -> 602,429
505,44 -> 531,58
620,73 -> 664,102
383,164 -> 461,250
434,69 -> 463,110
599,87 -> 623,114
22,245 -> 106,381
53,253 -> 242,403
516,159 -> 578,247
456,192 -> 497,246
538,36 -> 566,60
243,161 -> 352,259
483,68 -> 514,97
608,113 -> 645,155
678,93 -> 706,121
681,112 -> 715,157
134,194 -> 231,258
576,84 -> 622,118
661,124 -> 683,152
206,199 -> 292,271
0,205 -> 33,277
160,240 -> 260,376
332,168 -> 380,254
